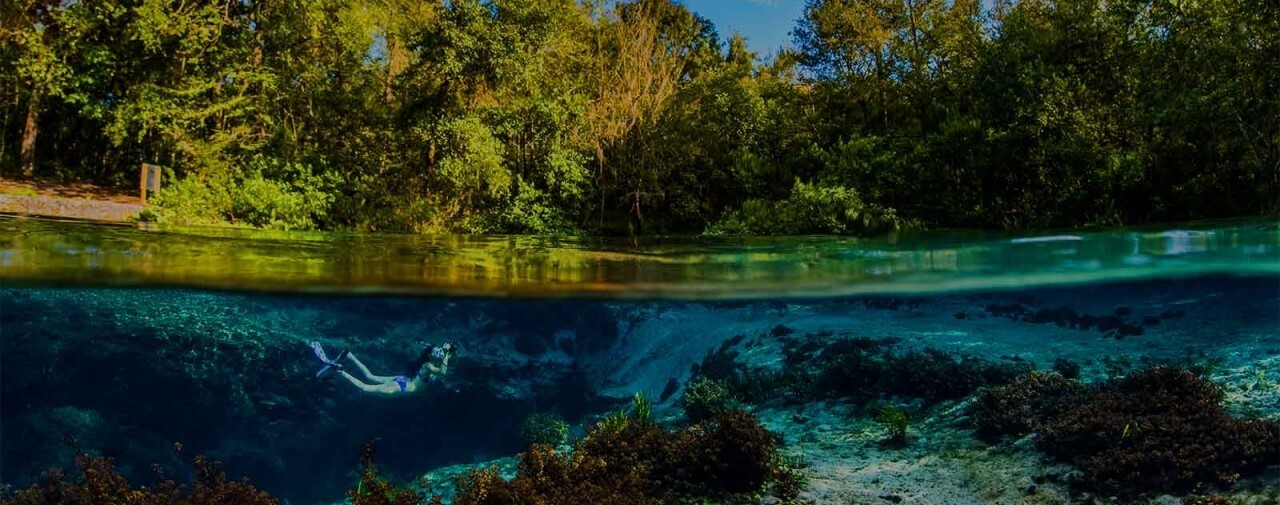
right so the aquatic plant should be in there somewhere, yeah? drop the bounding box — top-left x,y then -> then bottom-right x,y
770,455 -> 810,502
452,407 -> 792,504
2,439 -> 278,505
594,392 -> 654,434
969,371 -> 1082,441
350,442 -> 441,505
1035,366 -> 1280,497
670,408 -> 784,498
689,335 -> 747,382
809,339 -> 1029,405
681,376 -> 740,423
630,392 -> 652,424
981,303 -> 1152,338
872,404 -> 910,446
690,335 -> 1031,414
519,413 -> 570,448
596,409 -> 631,433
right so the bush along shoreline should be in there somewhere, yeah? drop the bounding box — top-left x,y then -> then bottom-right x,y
6,0 -> 1277,235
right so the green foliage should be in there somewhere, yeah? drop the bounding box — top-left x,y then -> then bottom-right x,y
709,180 -> 913,235
681,376 -> 740,424
434,116 -> 511,207
520,413 -> 570,448
595,392 -> 653,434
629,392 -> 652,424
146,159 -> 336,230
4,0 -> 1276,233
872,404 -> 909,446
596,409 -> 631,434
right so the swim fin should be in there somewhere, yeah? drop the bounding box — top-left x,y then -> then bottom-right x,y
311,341 -> 344,377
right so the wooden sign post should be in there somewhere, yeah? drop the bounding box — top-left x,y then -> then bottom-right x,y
140,163 -> 162,203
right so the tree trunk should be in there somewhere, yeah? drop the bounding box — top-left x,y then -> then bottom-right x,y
19,91 -> 40,178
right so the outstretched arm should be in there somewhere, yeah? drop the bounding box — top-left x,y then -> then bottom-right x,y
346,353 -> 395,384
339,371 -> 403,396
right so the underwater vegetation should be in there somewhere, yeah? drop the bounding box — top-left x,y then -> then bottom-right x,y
971,367 -> 1280,498
871,404 -> 910,447
686,327 -> 1279,500
680,376 -> 741,424
3,279 -> 1277,503
2,439 -> 277,505
453,395 -> 797,505
519,413 -> 570,449
983,302 -> 1158,339
3,397 -> 796,505
348,443 -> 442,505
690,334 -> 1030,407
970,371 -> 1084,441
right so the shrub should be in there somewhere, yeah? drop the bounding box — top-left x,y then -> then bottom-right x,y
1036,367 -> 1280,497
145,174 -> 234,225
229,175 -> 330,230
520,413 -> 570,448
147,159 -> 336,230
707,180 -> 913,235
969,371 -> 1082,441
681,376 -> 739,424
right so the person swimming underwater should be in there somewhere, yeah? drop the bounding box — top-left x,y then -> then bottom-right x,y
311,341 -> 457,396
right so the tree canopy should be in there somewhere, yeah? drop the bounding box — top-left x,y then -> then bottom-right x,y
3,0 -> 1276,234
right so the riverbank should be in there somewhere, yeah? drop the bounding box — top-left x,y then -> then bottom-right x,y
0,179 -> 143,222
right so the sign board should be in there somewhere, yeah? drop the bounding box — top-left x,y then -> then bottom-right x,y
140,163 -> 162,203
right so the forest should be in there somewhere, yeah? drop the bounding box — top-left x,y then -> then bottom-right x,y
3,0 -> 1277,235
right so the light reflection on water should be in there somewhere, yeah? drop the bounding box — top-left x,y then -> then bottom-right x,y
0,214 -> 1275,298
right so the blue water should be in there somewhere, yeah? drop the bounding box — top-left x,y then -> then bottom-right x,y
1,218 -> 1278,503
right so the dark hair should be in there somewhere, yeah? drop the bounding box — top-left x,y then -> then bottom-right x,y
405,344 -> 435,378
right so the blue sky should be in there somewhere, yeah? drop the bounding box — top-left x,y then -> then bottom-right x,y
678,0 -> 807,56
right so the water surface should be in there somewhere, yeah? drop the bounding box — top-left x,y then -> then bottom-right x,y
1,216 -> 1277,504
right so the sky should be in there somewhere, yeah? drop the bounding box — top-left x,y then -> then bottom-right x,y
678,0 -> 807,57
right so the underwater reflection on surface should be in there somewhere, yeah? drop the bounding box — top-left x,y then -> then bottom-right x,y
1,215 -> 1276,298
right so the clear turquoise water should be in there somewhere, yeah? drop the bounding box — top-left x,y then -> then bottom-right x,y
1,216 -> 1277,503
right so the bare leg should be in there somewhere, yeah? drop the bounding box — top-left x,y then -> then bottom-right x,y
339,371 -> 403,396
346,353 -> 395,384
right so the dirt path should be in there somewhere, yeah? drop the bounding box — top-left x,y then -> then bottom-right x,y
0,178 -> 145,222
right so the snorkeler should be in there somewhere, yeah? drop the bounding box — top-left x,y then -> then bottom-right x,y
310,341 -> 457,396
